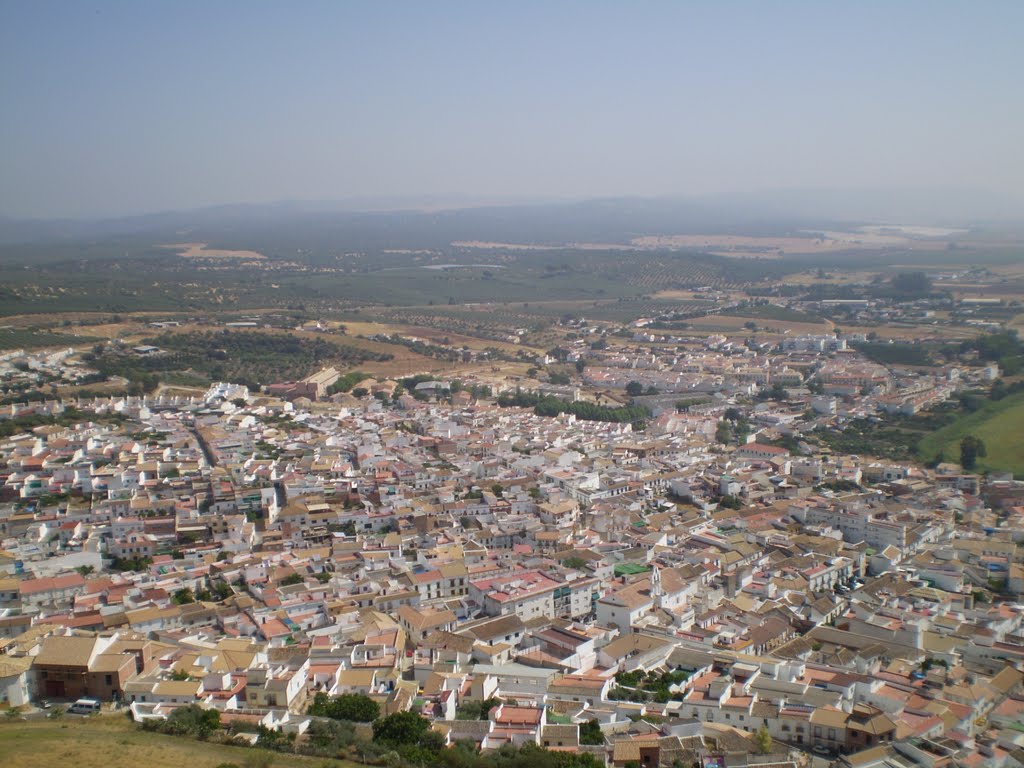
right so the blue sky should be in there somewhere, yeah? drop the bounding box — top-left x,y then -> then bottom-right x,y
1,1 -> 1021,218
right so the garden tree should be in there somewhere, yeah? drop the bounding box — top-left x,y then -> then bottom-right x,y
758,382 -> 787,401
308,691 -> 380,722
959,435 -> 987,470
575,359 -> 586,373
373,710 -> 432,746
625,381 -> 644,397
110,555 -> 153,572
157,704 -> 221,740
563,556 -> 588,570
579,719 -> 604,745
487,742 -> 606,768
456,697 -> 500,720
305,717 -> 358,753
256,723 -> 295,751
352,387 -> 369,398
609,668 -> 689,704
755,724 -> 772,754
715,420 -> 732,445
280,572 -> 305,586
172,587 -> 195,605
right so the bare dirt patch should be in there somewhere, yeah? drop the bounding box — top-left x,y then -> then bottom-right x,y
162,243 -> 267,260
631,232 -> 911,255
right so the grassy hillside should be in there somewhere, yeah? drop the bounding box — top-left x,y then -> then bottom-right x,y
918,390 -> 1024,477
0,715 -> 355,768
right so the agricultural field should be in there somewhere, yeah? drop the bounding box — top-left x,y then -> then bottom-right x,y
850,341 -> 939,367
0,715 -> 356,768
0,327 -> 101,350
685,314 -> 831,336
727,303 -> 825,324
918,390 -> 1024,478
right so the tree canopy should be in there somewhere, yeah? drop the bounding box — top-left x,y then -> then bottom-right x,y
307,691 -> 381,722
959,435 -> 987,471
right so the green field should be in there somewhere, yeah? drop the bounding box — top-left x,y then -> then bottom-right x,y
0,328 -> 101,350
0,714 -> 356,768
729,303 -> 824,323
918,390 -> 1024,477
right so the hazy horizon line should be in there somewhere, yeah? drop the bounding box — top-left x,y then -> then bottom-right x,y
3,185 -> 1020,226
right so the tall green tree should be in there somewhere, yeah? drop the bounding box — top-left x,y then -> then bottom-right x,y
307,692 -> 380,722
373,710 -> 431,746
959,435 -> 987,471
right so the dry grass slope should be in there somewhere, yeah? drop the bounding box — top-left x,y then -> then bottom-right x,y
0,715 -> 357,768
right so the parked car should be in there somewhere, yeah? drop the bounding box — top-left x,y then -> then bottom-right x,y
67,698 -> 101,715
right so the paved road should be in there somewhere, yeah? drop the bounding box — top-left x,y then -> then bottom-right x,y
189,426 -> 217,468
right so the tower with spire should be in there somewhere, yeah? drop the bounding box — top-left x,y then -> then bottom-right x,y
650,562 -> 663,601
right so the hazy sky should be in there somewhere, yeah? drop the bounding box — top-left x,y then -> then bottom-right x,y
1,1 -> 1021,219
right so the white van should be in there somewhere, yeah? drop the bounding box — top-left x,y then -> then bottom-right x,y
68,698 -> 102,714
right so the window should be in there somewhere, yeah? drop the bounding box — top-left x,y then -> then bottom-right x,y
105,674 -> 113,686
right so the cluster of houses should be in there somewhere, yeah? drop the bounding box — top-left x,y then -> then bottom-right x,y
0,348 -> 1023,767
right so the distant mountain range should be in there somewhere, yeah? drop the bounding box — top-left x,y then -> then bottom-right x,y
0,189 -> 1018,247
